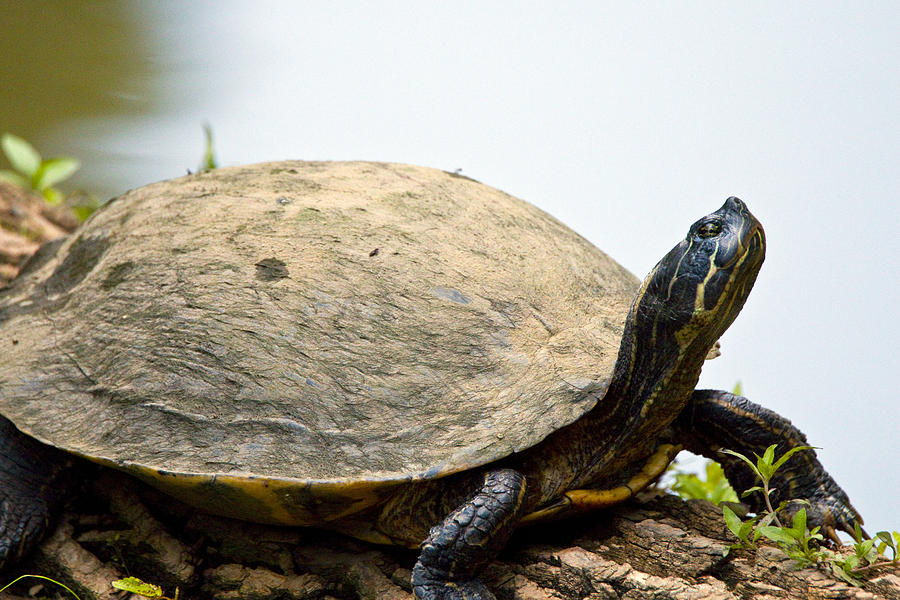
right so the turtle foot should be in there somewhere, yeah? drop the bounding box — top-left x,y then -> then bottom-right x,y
782,484 -> 865,545
0,493 -> 52,570
411,469 -> 526,600
0,417 -> 70,570
676,390 -> 865,544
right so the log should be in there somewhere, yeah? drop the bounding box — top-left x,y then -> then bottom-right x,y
3,471 -> 897,600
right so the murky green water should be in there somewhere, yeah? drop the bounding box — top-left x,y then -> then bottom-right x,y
0,0 -> 202,200
1,3 -> 172,198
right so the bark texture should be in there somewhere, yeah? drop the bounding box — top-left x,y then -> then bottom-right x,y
2,472 -> 897,600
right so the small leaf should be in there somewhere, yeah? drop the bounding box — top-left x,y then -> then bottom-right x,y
35,157 -> 80,189
856,539 -> 875,559
72,204 -> 97,221
720,501 -> 749,518
791,509 -> 807,537
111,577 -> 163,598
723,505 -> 744,539
720,449 -> 761,479
771,445 -> 816,473
741,486 -> 764,498
1,133 -> 41,177
758,526 -> 797,545
755,461 -> 773,482
876,531 -> 897,554
761,444 -> 777,466
738,520 -> 756,541
756,445 -> 777,480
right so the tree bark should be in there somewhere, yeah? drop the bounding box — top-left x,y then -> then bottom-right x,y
2,471 -> 897,600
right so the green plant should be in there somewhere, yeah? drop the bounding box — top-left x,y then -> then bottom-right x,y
757,507 -> 825,564
721,443 -> 815,528
199,122 -> 218,172
671,459 -> 739,506
0,133 -> 81,204
0,574 -> 82,600
722,503 -> 761,549
113,576 -> 179,600
720,444 -> 899,585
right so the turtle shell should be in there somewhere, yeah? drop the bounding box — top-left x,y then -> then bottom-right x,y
0,161 -> 639,524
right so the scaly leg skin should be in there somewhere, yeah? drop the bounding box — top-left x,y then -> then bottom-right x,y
675,390 -> 863,542
412,469 -> 527,600
0,416 -> 70,570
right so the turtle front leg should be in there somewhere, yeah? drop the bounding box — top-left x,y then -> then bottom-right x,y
412,469 -> 527,600
0,416 -> 70,570
674,390 -> 863,541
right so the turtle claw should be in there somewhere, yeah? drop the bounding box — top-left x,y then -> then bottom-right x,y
677,391 -> 867,548
785,493 -> 865,546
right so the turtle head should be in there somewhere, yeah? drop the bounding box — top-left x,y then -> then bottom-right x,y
585,197 -> 765,465
638,196 -> 765,356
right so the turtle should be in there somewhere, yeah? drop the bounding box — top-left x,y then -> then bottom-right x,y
0,161 -> 861,599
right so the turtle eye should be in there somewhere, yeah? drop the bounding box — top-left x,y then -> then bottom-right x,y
697,221 -> 722,239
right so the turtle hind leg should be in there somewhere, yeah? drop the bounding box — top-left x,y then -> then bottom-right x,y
0,416 -> 71,570
412,469 -> 527,600
675,390 -> 862,542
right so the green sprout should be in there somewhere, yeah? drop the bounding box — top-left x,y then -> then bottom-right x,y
721,443 -> 815,528
720,444 -> 899,585
113,576 -> 179,600
0,133 -> 81,204
199,123 -> 218,172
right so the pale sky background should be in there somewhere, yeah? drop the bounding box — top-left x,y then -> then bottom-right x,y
6,3 -> 898,534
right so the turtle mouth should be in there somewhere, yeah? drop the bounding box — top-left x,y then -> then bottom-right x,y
728,222 -> 765,273
707,199 -> 766,284
717,198 -> 765,272
692,214 -> 765,338
747,226 -> 765,267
